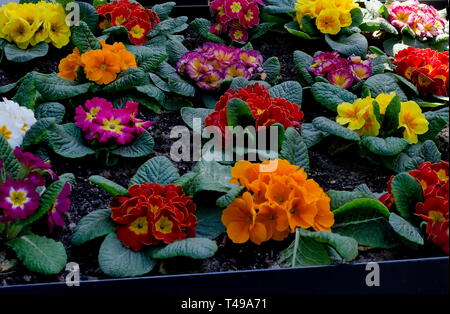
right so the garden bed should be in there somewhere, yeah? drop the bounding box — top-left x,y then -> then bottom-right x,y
0,0 -> 449,292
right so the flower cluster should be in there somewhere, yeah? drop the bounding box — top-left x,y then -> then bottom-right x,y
0,98 -> 36,148
205,83 -> 304,133
336,93 -> 429,143
74,97 -> 153,145
0,1 -> 70,49
394,47 -> 449,97
309,51 -> 373,89
295,0 -> 359,35
177,43 -> 265,90
209,0 -> 264,42
58,40 -> 137,85
380,161 -> 448,254
96,0 -> 160,45
222,159 -> 334,245
110,183 -> 197,251
387,0 -> 448,38
0,148 -> 70,231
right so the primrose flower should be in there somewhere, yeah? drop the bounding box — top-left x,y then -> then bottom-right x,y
374,92 -> 396,115
177,43 -> 265,90
209,0 -> 263,41
0,1 -> 70,49
394,47 -> 449,97
398,101 -> 429,144
387,0 -> 448,38
0,98 -> 36,148
59,40 -> 137,85
48,183 -> 71,232
336,96 -> 381,136
308,51 -> 373,89
74,97 -> 153,146
316,8 -> 342,35
110,183 -> 197,251
0,179 -> 40,221
223,160 -> 333,245
14,147 -> 51,172
96,0 -> 160,45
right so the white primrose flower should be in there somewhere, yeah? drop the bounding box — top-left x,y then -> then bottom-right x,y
0,98 -> 37,148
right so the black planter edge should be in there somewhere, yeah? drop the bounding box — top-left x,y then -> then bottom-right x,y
0,256 -> 448,294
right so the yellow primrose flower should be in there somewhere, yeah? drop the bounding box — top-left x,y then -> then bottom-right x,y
316,8 -> 342,35
336,97 -> 372,130
338,9 -> 352,28
375,92 -> 396,115
47,12 -> 70,49
311,0 -> 335,18
356,108 -> 381,136
3,16 -> 34,49
333,0 -> 359,11
398,101 -> 429,144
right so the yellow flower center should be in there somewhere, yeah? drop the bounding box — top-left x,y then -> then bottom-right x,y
130,217 -> 148,235
101,118 -> 124,134
429,211 -> 445,223
234,30 -> 244,39
8,189 -> 29,208
130,25 -> 145,38
231,2 -> 242,13
115,15 -> 126,25
245,10 -> 254,21
0,125 -> 12,140
21,123 -> 28,133
436,169 -> 448,181
155,216 -> 173,234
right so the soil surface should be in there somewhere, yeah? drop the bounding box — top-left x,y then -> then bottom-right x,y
0,30 -> 448,286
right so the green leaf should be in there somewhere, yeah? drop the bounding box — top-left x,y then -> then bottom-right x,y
226,98 -> 255,127
35,102 -> 65,123
0,135 -> 21,179
4,42 -> 48,62
135,84 -> 166,105
47,123 -> 95,158
33,73 -> 93,101
264,0 -> 296,14
72,209 -> 116,246
149,73 -> 170,92
7,234 -> 67,275
102,25 -> 129,40
311,82 -> 357,112
99,233 -> 155,277
382,95 -> 401,136
312,117 -> 360,142
325,33 -> 368,57
284,21 -> 315,39
181,107 -> 214,130
149,238 -> 218,260
269,81 -> 303,106
297,229 -> 358,261
363,74 -> 407,101
12,73 -> 36,109
71,21 -> 100,53
350,8 -> 363,27
195,206 -> 226,239
389,73 -> 419,96
152,2 -> 176,20
371,55 -> 388,75
360,136 -> 409,156
250,22 -> 275,40
150,16 -> 188,36
166,39 -> 188,64
389,213 -> 424,246
130,156 -> 180,186
293,50 -> 314,86
278,235 -> 330,267
333,198 -> 398,248
280,128 -> 310,173
126,46 -> 168,72
327,190 -> 374,210
419,107 -> 449,141
168,76 -> 195,97
22,118 -> 56,148
216,185 -> 245,208
111,131 -> 155,158
229,77 -> 250,90
178,161 -> 233,196
390,172 -> 423,222
262,57 -> 280,85
190,18 -> 225,44
78,1 -> 99,31
300,123 -> 328,148
88,176 -> 128,197
155,61 -> 177,80
103,68 -> 148,93
161,96 -> 193,111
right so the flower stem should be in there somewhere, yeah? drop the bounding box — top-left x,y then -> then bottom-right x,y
292,228 -> 300,268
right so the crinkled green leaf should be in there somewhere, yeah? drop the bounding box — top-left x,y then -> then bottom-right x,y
389,213 -> 424,246
311,82 -> 357,112
88,176 -> 128,197
280,127 -> 309,173
391,172 -> 423,222
312,117 -> 360,141
149,238 -> 217,260
269,81 -> 303,106
325,33 -> 368,57
72,209 -> 116,246
111,131 -> 154,158
361,136 -> 409,156
4,42 -> 48,62
130,156 -> 179,186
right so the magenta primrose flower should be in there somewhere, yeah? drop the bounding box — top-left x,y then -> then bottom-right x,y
0,179 -> 40,221
177,42 -> 265,90
74,97 -> 153,145
48,183 -> 71,232
308,51 -> 373,89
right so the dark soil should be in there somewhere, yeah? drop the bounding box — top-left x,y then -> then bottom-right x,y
0,30 -> 448,287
